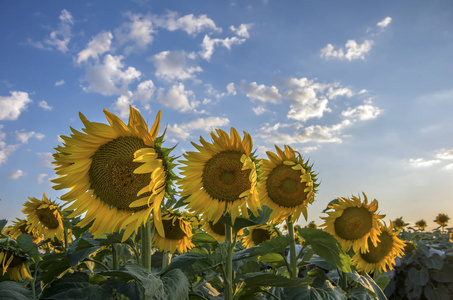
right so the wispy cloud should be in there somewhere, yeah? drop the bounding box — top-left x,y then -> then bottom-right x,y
15,130 -> 45,143
409,158 -> 441,168
437,149 -> 453,160
76,31 -> 113,64
55,80 -> 65,86
167,116 -> 230,140
9,170 -> 25,179
377,17 -> 392,29
39,100 -> 53,111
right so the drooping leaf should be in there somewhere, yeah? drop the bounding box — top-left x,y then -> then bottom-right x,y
191,232 -> 220,246
346,271 -> 388,300
259,253 -> 287,269
0,281 -> 33,300
280,280 -> 346,300
124,263 -> 166,299
16,234 -> 41,262
40,253 -> 72,285
161,252 -> 206,275
297,228 -> 352,273
0,219 -> 7,233
424,253 -> 444,270
161,269 -> 190,300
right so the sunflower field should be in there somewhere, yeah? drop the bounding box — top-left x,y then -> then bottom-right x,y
1,107 -> 452,300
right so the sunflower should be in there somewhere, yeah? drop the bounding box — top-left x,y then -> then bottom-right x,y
0,245 -> 32,281
22,193 -> 65,242
242,224 -> 279,248
321,193 -> 385,253
52,106 -> 177,241
392,217 -> 408,231
152,210 -> 194,254
258,145 -> 317,224
307,221 -> 318,229
178,128 -> 260,225
202,218 -> 227,243
415,219 -> 428,231
352,222 -> 406,274
6,219 -> 42,244
434,213 -> 450,227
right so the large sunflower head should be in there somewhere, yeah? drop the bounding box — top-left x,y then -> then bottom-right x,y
352,222 -> 406,274
0,242 -> 32,281
22,193 -> 64,241
258,145 -> 318,224
242,224 -> 279,249
321,193 -> 385,253
434,213 -> 450,227
415,219 -> 428,231
6,219 -> 42,244
152,210 -> 194,254
178,128 -> 260,225
52,106 -> 177,241
391,217 -> 408,231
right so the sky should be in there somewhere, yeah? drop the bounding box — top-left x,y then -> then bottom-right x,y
1,0 -> 452,230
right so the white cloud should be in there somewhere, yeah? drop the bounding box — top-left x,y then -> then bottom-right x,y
115,13 -> 154,52
9,170 -> 25,180
327,87 -> 354,99
152,51 -> 202,81
43,9 -> 74,52
157,83 -> 195,112
38,173 -> 48,184
134,80 -> 155,110
227,83 -> 237,95
153,11 -> 221,35
230,23 -> 253,38
15,130 -> 45,143
377,17 -> 392,29
200,35 -> 246,61
167,116 -> 230,140
113,92 -> 134,119
445,163 -> 453,170
77,31 -> 113,64
436,149 -> 453,160
39,100 -> 53,111
342,104 -> 382,120
0,125 -> 18,166
409,158 -> 441,168
253,105 -> 267,115
84,54 -> 141,96
0,91 -> 32,120
320,40 -> 374,61
55,80 -> 65,86
237,82 -> 282,104
37,152 -> 54,168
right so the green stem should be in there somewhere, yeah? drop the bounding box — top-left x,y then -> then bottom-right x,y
287,217 -> 298,278
141,220 -> 153,270
87,258 -> 110,270
112,243 -> 119,270
224,224 -> 234,300
63,225 -> 69,253
162,251 -> 172,271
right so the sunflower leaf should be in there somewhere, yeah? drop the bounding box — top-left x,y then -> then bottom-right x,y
0,219 -> 7,233
346,271 -> 388,300
297,228 -> 352,273
16,234 -> 41,262
161,268 -> 190,300
187,243 -> 229,275
161,252 -> 206,275
0,281 -> 34,300
241,273 -> 314,287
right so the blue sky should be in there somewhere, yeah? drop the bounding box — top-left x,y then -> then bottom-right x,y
1,0 -> 452,229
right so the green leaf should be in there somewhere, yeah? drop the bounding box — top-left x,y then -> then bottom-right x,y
188,243 -> 228,275
348,288 -> 376,300
408,267 -> 429,286
425,253 -> 444,270
217,215 -> 259,232
346,271 -> 388,300
161,252 -> 206,275
259,253 -> 287,269
297,228 -> 352,273
124,263 -> 166,299
16,234 -> 41,262
255,236 -> 291,255
0,281 -> 33,300
282,280 -> 346,300
0,219 -> 7,233
161,269 -> 190,300
432,266 -> 453,283
423,284 -> 451,300
242,273 -> 314,287
172,195 -> 189,210
40,253 -> 72,285
191,232 -> 220,246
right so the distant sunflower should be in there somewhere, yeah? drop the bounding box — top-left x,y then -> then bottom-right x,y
22,193 -> 64,242
434,213 -> 450,227
242,224 -> 279,248
307,221 -> 318,229
392,217 -> 408,231
321,193 -> 385,253
0,246 -> 32,281
6,219 -> 42,244
179,128 -> 260,224
415,219 -> 428,231
352,222 -> 406,274
52,106 -> 177,241
258,145 -> 317,224
152,210 -> 194,254
449,232 -> 453,243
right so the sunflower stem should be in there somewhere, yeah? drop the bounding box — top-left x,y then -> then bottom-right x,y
141,220 -> 153,270
63,224 -> 69,253
287,217 -> 298,278
162,251 -> 172,271
224,224 -> 234,300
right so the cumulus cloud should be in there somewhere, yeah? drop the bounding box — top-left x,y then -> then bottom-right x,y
115,13 -> 154,53
321,40 -> 374,61
227,83 -> 237,95
377,17 -> 392,29
153,11 -> 221,35
0,91 -> 32,120
134,80 -> 155,110
200,35 -> 246,61
436,149 -> 453,160
0,125 -> 18,166
37,152 -> 54,168
230,23 -> 253,38
409,158 -> 441,168
237,82 -> 282,104
84,54 -> 141,95
167,116 -> 230,140
9,170 -> 25,179
157,83 -> 196,112
55,80 -> 65,86
39,100 -> 53,111
29,9 -> 74,52
15,130 -> 45,143
38,173 -> 48,184
342,104 -> 382,120
77,31 -> 113,64
152,51 -> 202,81
113,92 -> 133,119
